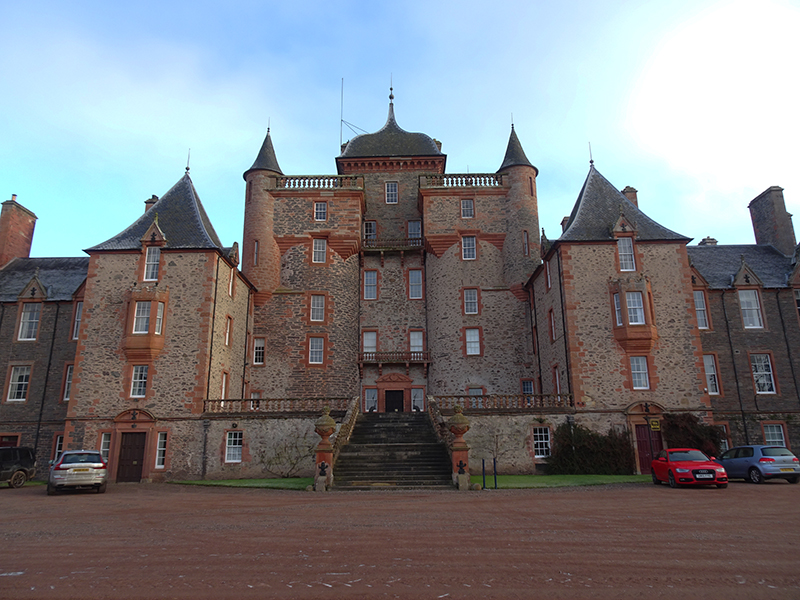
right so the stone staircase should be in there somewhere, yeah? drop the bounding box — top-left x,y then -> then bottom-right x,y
333,412 -> 453,489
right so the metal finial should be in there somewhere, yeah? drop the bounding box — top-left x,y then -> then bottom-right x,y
186,149 -> 191,174
589,142 -> 594,165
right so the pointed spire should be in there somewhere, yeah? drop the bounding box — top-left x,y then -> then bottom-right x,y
243,128 -> 283,180
498,125 -> 536,173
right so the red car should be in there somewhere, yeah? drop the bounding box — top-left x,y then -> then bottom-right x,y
651,448 -> 728,489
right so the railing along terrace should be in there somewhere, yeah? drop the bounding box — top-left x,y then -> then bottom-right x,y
420,173 -> 504,188
427,398 -> 454,455
332,397 -> 361,465
361,237 -> 424,250
275,175 -> 363,190
204,397 -> 351,414
359,351 -> 430,363
433,394 -> 574,412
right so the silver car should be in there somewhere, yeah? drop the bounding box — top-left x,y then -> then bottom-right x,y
716,445 -> 800,484
48,450 -> 108,494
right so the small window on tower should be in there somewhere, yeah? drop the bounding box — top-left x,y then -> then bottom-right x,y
385,182 -> 398,204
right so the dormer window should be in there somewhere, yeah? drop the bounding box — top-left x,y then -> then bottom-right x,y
144,247 -> 160,281
385,182 -> 398,204
18,303 -> 41,340
738,290 -> 763,328
618,237 -> 635,271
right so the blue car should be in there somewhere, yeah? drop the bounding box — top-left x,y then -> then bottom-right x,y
716,445 -> 800,484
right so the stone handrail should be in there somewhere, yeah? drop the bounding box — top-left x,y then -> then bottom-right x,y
275,175 -> 363,190
362,237 -> 424,250
359,351 -> 430,363
428,397 -> 454,457
203,397 -> 351,414
433,393 -> 574,412
420,173 -> 504,188
332,396 -> 361,465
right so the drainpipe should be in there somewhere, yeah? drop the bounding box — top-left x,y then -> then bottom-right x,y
205,257 -> 221,400
241,285 -> 251,399
201,419 -> 210,479
721,290 -> 749,444
556,248 -> 572,397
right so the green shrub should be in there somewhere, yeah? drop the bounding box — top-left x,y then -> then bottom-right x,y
661,413 -> 721,457
547,423 -> 635,475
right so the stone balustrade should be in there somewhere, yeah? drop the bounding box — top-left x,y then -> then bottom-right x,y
420,173 -> 505,188
361,237 -> 424,250
275,175 -> 363,189
433,393 -> 574,413
203,397 -> 351,414
358,351 -> 430,363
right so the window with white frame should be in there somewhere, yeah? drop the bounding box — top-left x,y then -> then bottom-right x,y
462,236 -> 476,260
100,432 -> 111,462
553,366 -> 561,394
155,302 -> 164,335
253,338 -> 265,365
464,288 -> 478,314
130,365 -> 148,397
144,246 -> 160,281
385,182 -> 398,204
18,303 -> 41,340
225,317 -> 232,346
364,271 -> 377,300
694,291 -> 709,329
63,365 -> 73,401
533,427 -> 551,458
468,387 -> 484,408
72,301 -> 83,340
133,301 -> 150,334
630,356 -> 649,389
523,230 -> 529,256
739,290 -> 763,328
545,260 -> 551,289
364,221 -> 377,241
626,292 -> 645,325
408,220 -> 421,241
409,331 -> 423,358
228,267 -> 235,296
763,423 -> 785,446
703,354 -> 719,395
409,270 -> 423,299
221,372 -> 228,399
411,388 -> 424,411
613,293 -> 622,326
618,237 -> 635,271
7,366 -> 31,401
310,294 -> 325,321
312,239 -> 327,263
314,201 -> 327,221
365,388 -> 378,412
155,431 -> 167,468
522,380 -> 534,398
362,331 -> 377,354
54,435 -> 63,460
751,353 -> 776,393
253,240 -> 259,266
465,328 -> 481,355
461,199 -> 474,218
549,310 -> 556,341
225,431 -> 243,463
309,337 -> 324,364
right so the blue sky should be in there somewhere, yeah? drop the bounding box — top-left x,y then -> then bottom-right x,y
2,0 -> 798,258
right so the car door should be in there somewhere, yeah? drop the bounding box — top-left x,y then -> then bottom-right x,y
718,448 -> 740,477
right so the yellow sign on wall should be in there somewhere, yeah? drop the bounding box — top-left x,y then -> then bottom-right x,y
649,419 -> 661,431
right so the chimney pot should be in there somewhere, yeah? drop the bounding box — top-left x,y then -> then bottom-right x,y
622,186 -> 638,207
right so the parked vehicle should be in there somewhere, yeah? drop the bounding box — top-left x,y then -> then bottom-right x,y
48,450 -> 107,494
715,445 -> 800,484
651,448 -> 728,488
0,446 -> 36,488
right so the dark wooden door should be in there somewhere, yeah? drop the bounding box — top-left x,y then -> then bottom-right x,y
635,424 -> 663,474
117,432 -> 146,482
385,390 -> 404,412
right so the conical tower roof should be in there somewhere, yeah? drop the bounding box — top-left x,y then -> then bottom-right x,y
498,125 -> 537,173
243,129 -> 283,180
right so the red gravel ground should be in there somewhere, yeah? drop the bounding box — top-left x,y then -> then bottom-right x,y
1,480 -> 798,599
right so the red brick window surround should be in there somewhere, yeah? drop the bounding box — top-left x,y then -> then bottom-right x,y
363,270 -> 379,300
228,267 -> 235,297
304,334 -> 330,368
385,182 -> 398,204
310,237 -> 329,265
408,220 -> 421,242
630,356 -> 650,390
314,201 -> 328,222
693,290 -> 710,329
749,351 -> 778,394
762,422 -> 788,447
463,327 -> 483,357
71,301 -> 83,340
617,236 -> 636,271
62,364 -> 74,402
225,316 -> 233,346
307,292 -> 329,324
362,330 -> 377,355
408,269 -> 423,300
253,337 -> 265,365
129,365 -> 149,398
463,288 -> 480,315
5,364 -> 32,402
409,330 -> 424,357
17,302 -> 41,341
221,371 -> 229,399
52,434 -> 64,461
224,430 -> 243,463
738,289 -> 764,329
144,246 -> 161,281
0,434 -> 21,446
155,431 -> 168,469
461,199 -> 474,219
522,379 -> 535,396
461,235 -> 477,261
364,221 -> 377,242
703,354 -> 721,396
364,387 -> 378,412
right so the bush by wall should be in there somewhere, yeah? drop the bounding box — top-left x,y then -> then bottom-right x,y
661,413 -> 721,457
548,423 -> 635,475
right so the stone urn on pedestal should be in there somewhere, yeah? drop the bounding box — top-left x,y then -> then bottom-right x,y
314,406 -> 336,491
448,405 -> 471,490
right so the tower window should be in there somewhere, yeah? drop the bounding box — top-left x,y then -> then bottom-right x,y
385,182 -> 398,204
618,237 -> 635,271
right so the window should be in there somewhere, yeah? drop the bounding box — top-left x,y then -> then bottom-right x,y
253,338 -> 265,365
468,387 -> 484,408
63,365 -> 73,402
409,270 -> 423,299
309,337 -> 324,364
144,246 -> 160,281
545,260 -> 551,289
739,290 -> 763,328
7,366 -> 31,401
385,182 -> 398,204
100,432 -> 111,462
717,425 -> 730,452
364,271 -> 377,300
155,302 -> 164,335
228,268 -> 235,297
155,432 -> 167,468
411,388 -> 424,411
410,331 -> 423,358
465,328 -> 481,355
314,201 -> 327,221
553,366 -> 561,394
461,199 -> 474,218
225,317 -> 232,346
630,356 -> 649,389
72,301 -> 83,340
133,301 -> 150,334
253,240 -> 259,266
795,289 -> 800,320
751,353 -> 776,393
363,331 -> 377,354
408,220 -> 421,241
464,289 -> 478,315
310,295 -> 325,321
523,230 -> 529,256
54,435 -> 63,461
312,239 -> 327,263
549,309 -> 556,341
18,303 -> 41,340
613,293 -> 623,326
225,431 -> 243,463
533,427 -> 551,458
694,291 -> 709,329
462,236 -> 476,260
364,221 -> 377,241
703,355 -> 719,395
221,372 -> 229,399
522,379 -> 534,399
618,237 -> 635,271
626,292 -> 645,325
365,388 -> 378,412
130,366 -> 148,397
764,424 -> 785,446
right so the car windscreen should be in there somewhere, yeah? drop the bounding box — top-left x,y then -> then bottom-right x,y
61,453 -> 103,464
668,450 -> 709,461
762,447 -> 794,457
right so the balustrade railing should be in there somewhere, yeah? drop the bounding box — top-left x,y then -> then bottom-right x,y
420,173 -> 504,188
427,398 -> 454,456
361,237 -> 424,250
332,396 -> 361,465
275,175 -> 363,190
359,351 -> 430,363
203,397 -> 351,414
433,393 -> 574,412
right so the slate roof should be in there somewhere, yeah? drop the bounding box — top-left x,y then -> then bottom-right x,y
498,126 -> 537,173
243,129 -> 282,179
339,103 -> 444,159
87,173 -> 223,252
688,244 -> 794,289
559,165 -> 689,243
0,257 -> 89,302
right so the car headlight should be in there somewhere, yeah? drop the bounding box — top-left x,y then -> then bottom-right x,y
675,468 -> 690,473
715,468 -> 726,474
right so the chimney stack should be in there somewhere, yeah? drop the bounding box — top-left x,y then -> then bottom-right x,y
144,195 -> 158,213
561,216 -> 570,233
0,195 -> 37,268
698,237 -> 718,246
621,186 -> 638,207
748,186 -> 796,255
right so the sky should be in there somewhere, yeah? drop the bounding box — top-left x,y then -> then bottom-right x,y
2,0 -> 799,258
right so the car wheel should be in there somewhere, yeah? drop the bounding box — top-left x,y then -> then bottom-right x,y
651,470 -> 661,485
46,483 -> 56,496
748,467 -> 764,484
97,483 -> 107,494
9,470 -> 26,488
668,471 -> 678,488
786,476 -> 799,484
716,483 -> 728,489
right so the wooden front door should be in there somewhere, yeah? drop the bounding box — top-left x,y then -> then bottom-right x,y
117,432 -> 147,482
635,424 -> 663,474
385,390 -> 404,412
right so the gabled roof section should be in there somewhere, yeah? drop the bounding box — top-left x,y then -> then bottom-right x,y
87,173 -> 223,252
338,101 -> 444,159
0,257 -> 89,302
687,244 -> 793,289
559,165 -> 689,243
497,125 -> 537,174
243,129 -> 283,180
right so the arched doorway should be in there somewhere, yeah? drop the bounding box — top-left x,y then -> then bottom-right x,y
626,402 -> 664,474
112,409 -> 156,482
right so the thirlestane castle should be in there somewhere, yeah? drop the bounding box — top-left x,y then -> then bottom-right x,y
2,95 -> 799,483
